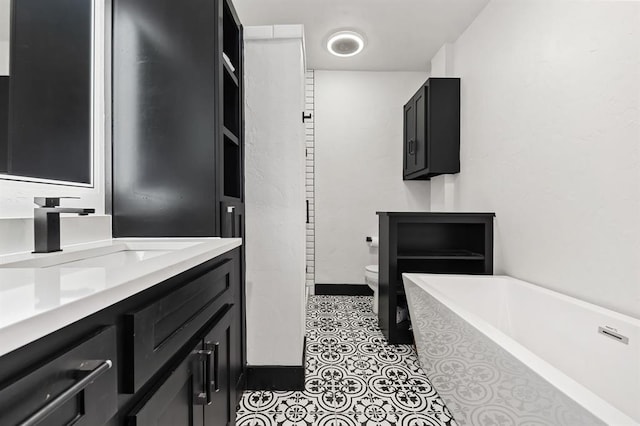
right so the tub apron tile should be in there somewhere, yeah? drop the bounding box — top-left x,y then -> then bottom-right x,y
404,281 -> 605,426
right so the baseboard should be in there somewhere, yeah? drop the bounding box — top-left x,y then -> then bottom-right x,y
245,337 -> 306,391
315,284 -> 373,296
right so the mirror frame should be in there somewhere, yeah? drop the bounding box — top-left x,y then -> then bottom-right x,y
0,0 -> 96,188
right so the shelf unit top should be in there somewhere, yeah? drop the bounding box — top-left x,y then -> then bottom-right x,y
377,211 -> 495,217
396,252 -> 485,260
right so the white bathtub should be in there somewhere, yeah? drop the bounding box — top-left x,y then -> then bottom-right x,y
403,273 -> 639,426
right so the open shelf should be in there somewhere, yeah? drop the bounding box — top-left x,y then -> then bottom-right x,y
397,249 -> 484,260
397,222 -> 487,255
223,126 -> 239,145
223,71 -> 240,136
223,60 -> 239,86
223,135 -> 241,199
397,258 -> 488,276
222,0 -> 239,72
219,0 -> 243,208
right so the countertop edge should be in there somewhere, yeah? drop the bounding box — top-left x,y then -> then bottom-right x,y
0,238 -> 242,357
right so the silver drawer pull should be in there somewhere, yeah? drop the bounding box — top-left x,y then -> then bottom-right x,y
195,350 -> 213,406
19,360 -> 113,426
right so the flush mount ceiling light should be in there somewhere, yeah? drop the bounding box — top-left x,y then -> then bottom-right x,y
327,31 -> 365,57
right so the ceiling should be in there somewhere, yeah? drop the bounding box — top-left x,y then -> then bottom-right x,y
232,0 -> 489,71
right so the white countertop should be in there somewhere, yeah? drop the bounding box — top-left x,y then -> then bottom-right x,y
0,237 -> 242,357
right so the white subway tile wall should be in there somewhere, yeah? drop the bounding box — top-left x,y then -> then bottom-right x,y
305,71 -> 315,290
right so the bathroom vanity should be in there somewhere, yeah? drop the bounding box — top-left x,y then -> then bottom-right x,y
0,238 -> 243,425
377,212 -> 495,344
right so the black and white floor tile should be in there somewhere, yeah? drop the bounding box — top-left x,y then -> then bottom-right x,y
236,295 -> 457,426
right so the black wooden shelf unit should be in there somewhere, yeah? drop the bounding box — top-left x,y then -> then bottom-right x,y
378,212 -> 495,344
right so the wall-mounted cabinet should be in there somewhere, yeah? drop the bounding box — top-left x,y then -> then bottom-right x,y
403,78 -> 460,180
378,212 -> 494,344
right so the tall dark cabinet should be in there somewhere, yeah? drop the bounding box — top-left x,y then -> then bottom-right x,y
112,0 -> 243,239
112,0 -> 245,421
403,78 -> 460,180
378,212 -> 495,344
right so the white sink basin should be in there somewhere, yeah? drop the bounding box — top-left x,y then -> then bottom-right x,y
40,249 -> 171,269
0,240 -> 199,269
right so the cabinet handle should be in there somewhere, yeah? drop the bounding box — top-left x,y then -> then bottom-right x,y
213,342 -> 220,393
408,139 -> 416,155
18,360 -> 112,426
196,350 -> 213,405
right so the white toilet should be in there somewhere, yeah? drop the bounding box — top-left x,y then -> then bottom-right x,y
365,264 -> 379,314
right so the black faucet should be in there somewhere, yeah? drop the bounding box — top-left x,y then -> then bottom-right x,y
33,197 -> 95,253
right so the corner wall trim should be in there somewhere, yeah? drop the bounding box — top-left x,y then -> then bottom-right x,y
315,284 -> 373,296
245,337 -> 306,391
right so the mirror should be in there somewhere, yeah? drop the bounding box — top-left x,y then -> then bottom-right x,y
0,0 -> 94,186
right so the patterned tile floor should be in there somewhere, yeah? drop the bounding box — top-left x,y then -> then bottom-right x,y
236,295 -> 457,426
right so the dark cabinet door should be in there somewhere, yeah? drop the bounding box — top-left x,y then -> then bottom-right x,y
113,0 -> 218,237
414,87 -> 427,173
0,327 -> 117,426
124,258 -> 234,393
403,99 -> 416,176
126,342 -> 206,426
202,306 -> 234,426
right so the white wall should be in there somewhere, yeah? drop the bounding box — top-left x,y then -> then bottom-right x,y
244,25 -> 306,366
441,0 -> 640,318
0,40 -> 9,75
429,43 -> 458,212
315,71 -> 430,285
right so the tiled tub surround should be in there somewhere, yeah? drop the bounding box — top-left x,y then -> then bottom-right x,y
237,295 -> 457,425
403,274 -> 639,425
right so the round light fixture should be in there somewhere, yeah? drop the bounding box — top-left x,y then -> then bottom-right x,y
327,31 -> 365,57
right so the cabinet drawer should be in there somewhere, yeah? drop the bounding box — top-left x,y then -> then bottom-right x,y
124,258 -> 235,393
0,326 -> 117,426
